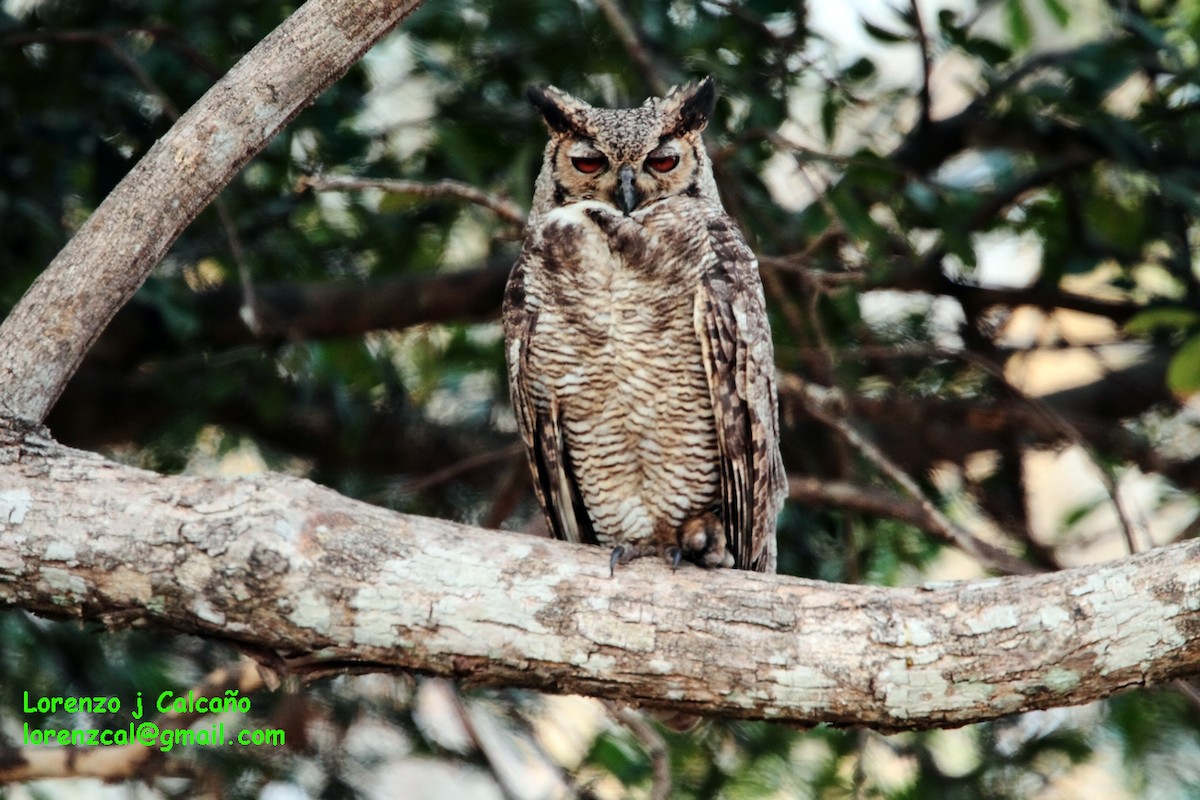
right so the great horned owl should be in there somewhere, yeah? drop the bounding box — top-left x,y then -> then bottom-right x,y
503,77 -> 786,574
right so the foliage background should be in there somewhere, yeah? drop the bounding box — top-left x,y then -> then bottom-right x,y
2,0 -> 1199,797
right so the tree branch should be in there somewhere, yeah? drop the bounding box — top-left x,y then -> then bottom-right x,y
787,477 -> 1043,574
593,0 -> 669,97
2,424 -> 1197,733
0,0 -> 425,425
187,260 -> 512,347
43,259 -> 510,429
47,364 -> 513,480
783,377 -> 1036,575
297,174 -> 528,227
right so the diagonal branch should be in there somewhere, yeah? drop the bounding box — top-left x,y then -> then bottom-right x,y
593,0 -> 669,97
2,424 -> 1198,733
782,376 -> 1036,575
787,476 -> 1045,574
0,0 -> 426,425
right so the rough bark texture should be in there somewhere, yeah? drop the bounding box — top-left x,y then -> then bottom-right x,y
2,423 -> 1197,731
0,0 -> 423,425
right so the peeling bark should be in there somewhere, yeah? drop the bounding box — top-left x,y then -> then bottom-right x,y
2,424 -> 1197,731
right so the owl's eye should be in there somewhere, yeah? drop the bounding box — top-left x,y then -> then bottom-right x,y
645,155 -> 680,173
571,156 -> 608,174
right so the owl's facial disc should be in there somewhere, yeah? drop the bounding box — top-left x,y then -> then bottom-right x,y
549,108 -> 703,213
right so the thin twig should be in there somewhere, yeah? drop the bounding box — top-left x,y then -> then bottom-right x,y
298,174 -> 527,227
482,455 -> 535,530
1172,511 -> 1200,544
101,38 -> 182,118
593,0 -> 669,96
910,0 -> 933,128
214,196 -> 261,335
800,266 -> 841,386
1175,679 -> 1200,717
758,259 -> 809,350
703,0 -> 789,43
436,681 -> 521,800
383,443 -> 525,497
760,251 -> 1141,325
3,29 -> 183,121
2,26 -> 224,76
853,728 -> 870,800
611,707 -> 672,800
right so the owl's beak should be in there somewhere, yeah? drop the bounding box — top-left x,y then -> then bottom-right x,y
615,164 -> 640,215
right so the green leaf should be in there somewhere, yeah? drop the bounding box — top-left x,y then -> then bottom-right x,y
1123,307 -> 1200,336
827,187 -> 882,245
844,56 -> 877,82
1061,500 -> 1100,532
1004,0 -> 1033,49
1041,0 -> 1071,27
588,733 -> 649,785
820,90 -> 841,144
965,36 -> 1013,66
1166,333 -> 1200,398
938,9 -> 966,45
862,19 -> 908,43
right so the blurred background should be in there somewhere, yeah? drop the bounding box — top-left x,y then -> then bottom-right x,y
2,0 -> 1199,797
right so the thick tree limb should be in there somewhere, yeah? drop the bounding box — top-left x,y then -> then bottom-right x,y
0,0 -> 424,425
2,425 -> 1198,732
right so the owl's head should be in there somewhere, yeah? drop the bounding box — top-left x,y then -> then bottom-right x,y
527,78 -> 719,216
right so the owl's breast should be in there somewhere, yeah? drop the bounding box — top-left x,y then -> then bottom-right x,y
520,201 -> 720,544
524,201 -> 704,376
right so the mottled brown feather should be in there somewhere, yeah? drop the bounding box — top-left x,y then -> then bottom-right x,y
503,257 -> 596,546
698,217 -> 786,572
502,78 -> 785,572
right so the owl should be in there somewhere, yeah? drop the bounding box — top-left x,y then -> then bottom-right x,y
502,77 -> 786,575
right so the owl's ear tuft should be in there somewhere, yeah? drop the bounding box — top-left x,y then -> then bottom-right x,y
664,76 -> 717,136
527,85 -> 589,136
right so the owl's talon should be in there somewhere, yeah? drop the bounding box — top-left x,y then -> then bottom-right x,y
666,546 -> 683,571
609,546 -> 626,577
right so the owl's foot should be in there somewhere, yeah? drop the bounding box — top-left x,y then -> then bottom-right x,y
609,546 -> 625,577
679,512 -> 733,568
610,542 -> 683,575
665,546 -> 683,571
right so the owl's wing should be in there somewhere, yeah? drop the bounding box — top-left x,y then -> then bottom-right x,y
696,216 -> 787,573
502,252 -> 596,546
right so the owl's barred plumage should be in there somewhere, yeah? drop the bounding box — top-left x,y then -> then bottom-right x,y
503,78 -> 786,573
